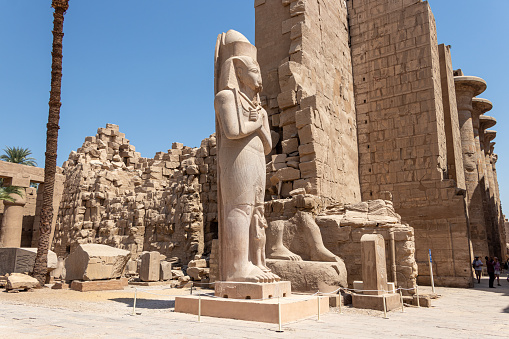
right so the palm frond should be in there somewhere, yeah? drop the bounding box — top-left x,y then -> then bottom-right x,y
0,185 -> 23,202
1,146 -> 37,166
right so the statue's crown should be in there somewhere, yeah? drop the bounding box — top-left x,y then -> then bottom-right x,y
214,30 -> 257,93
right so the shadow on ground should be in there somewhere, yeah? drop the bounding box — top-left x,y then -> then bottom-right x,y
109,298 -> 175,310
473,276 -> 509,313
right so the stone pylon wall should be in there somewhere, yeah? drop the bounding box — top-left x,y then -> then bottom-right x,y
52,124 -> 218,265
348,0 -> 473,287
255,0 -> 361,205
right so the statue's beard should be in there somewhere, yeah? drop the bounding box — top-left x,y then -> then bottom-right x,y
256,84 -> 263,93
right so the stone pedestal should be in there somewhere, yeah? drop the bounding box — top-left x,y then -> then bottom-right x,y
352,293 -> 401,311
214,281 -> 291,299
175,294 -> 329,324
352,234 -> 401,311
0,189 -> 26,248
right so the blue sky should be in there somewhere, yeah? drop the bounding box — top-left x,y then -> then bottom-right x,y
1,1 -> 508,208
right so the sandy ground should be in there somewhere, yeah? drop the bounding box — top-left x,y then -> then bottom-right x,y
0,276 -> 508,338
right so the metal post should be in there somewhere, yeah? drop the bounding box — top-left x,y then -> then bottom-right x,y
399,287 -> 404,313
339,294 -> 343,314
190,282 -> 193,295
317,296 -> 321,321
429,249 -> 436,294
276,296 -> 283,332
383,294 -> 388,319
132,288 -> 137,315
415,285 -> 420,307
198,294 -> 202,322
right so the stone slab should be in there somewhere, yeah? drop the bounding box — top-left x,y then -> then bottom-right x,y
175,294 -> 328,324
266,259 -> 347,293
70,278 -> 128,292
0,248 -> 57,276
129,280 -> 178,287
65,244 -> 130,281
6,273 -> 40,290
214,281 -> 291,299
352,293 -> 401,311
51,282 -> 70,290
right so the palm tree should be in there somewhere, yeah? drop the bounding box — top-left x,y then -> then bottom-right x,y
32,0 -> 69,285
0,146 -> 37,166
0,185 -> 23,203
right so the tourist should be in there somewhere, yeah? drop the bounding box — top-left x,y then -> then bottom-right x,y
485,256 -> 495,288
494,257 -> 501,286
472,256 -> 483,283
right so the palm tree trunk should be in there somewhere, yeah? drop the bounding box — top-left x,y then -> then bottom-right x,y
33,0 -> 69,285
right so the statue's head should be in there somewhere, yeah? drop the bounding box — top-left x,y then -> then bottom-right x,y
215,30 -> 261,94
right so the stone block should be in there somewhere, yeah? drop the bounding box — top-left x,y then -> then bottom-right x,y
70,277 -> 128,292
0,248 -> 58,276
65,244 -> 130,281
140,251 -> 160,282
275,167 -> 301,181
188,259 -> 207,268
360,234 -> 388,295
281,138 -> 299,154
6,273 -> 40,290
160,261 -> 172,281
352,293 -> 401,311
214,281 -> 291,299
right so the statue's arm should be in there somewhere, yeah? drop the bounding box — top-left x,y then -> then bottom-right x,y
215,90 -> 262,139
258,108 -> 272,155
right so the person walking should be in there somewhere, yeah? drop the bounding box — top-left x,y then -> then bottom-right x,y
494,257 -> 501,286
486,256 -> 495,288
473,256 -> 483,283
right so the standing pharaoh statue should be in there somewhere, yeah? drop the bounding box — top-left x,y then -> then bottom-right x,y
214,30 -> 279,283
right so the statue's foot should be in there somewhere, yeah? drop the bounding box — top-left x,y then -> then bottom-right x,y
257,264 -> 281,282
268,246 -> 302,261
310,244 -> 339,262
229,264 -> 275,283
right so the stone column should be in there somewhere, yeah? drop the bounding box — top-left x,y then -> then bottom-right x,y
471,98 -> 496,255
0,187 -> 26,247
454,76 -> 490,256
479,116 -> 497,204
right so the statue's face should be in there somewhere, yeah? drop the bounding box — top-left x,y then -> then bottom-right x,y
238,62 -> 263,92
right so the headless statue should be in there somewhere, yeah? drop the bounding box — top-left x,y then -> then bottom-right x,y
214,30 -> 279,283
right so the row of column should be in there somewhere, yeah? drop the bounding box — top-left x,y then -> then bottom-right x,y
454,76 -> 505,259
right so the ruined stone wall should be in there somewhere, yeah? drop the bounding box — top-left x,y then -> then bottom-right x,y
52,124 -> 218,265
348,0 -> 473,287
256,0 -> 360,205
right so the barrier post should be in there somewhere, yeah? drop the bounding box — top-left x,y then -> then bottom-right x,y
317,295 -> 321,321
415,285 -> 420,307
132,288 -> 137,315
198,294 -> 202,322
399,287 -> 404,313
429,249 -> 436,294
382,294 -> 388,319
276,296 -> 283,333
339,293 -> 343,314
190,282 -> 193,295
